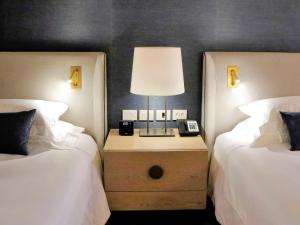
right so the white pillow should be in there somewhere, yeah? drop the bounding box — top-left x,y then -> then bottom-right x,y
51,120 -> 84,141
0,99 -> 68,121
29,121 -> 85,152
232,117 -> 265,143
239,96 -> 300,120
252,102 -> 300,147
0,99 -> 68,137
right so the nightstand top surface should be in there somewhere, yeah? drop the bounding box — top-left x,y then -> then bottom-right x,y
104,129 -> 207,152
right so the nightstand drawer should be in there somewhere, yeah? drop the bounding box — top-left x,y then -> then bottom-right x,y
106,191 -> 206,210
104,151 -> 207,192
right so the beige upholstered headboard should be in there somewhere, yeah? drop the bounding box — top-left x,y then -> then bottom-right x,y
202,52 -> 300,153
0,52 -> 107,149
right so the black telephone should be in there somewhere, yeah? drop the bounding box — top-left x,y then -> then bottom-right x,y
178,119 -> 200,136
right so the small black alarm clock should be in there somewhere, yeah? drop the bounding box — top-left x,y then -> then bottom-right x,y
119,120 -> 134,136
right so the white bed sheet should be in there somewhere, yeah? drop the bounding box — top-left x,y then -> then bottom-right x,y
210,131 -> 300,225
0,133 -> 110,225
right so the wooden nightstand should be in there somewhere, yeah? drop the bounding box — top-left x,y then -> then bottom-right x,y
103,129 -> 208,211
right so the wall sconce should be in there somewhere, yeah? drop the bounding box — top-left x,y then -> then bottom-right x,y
227,65 -> 239,88
69,66 -> 82,89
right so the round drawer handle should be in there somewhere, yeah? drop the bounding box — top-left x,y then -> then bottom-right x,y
148,165 -> 164,180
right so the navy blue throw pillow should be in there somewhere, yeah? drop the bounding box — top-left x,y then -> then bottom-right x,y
280,111 -> 300,151
0,109 -> 36,155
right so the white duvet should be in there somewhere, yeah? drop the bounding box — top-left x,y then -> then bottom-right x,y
0,134 -> 110,225
211,129 -> 300,225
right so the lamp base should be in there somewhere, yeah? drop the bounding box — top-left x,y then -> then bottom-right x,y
139,128 -> 175,137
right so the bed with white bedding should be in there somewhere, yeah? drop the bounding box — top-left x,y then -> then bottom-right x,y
211,120 -> 300,225
202,52 -> 300,225
0,52 -> 110,225
0,133 -> 110,225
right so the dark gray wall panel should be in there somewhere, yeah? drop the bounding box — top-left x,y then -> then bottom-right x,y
0,0 -> 111,51
214,0 -> 300,51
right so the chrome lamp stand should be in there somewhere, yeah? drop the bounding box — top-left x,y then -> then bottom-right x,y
139,96 -> 175,137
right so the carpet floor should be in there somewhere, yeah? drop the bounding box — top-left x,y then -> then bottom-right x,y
106,199 -> 220,225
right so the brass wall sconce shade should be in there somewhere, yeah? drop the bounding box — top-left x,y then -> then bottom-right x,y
69,66 -> 82,89
227,65 -> 239,88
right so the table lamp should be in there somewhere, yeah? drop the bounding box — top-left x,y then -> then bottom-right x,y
130,47 -> 185,137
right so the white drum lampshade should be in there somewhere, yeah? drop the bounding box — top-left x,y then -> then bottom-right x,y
130,47 -> 185,96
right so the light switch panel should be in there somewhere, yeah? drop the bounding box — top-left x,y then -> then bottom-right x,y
122,110 -> 137,121
172,109 -> 187,120
139,110 -> 154,121
156,110 -> 171,121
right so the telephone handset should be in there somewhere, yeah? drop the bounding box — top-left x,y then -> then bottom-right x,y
178,119 -> 200,136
